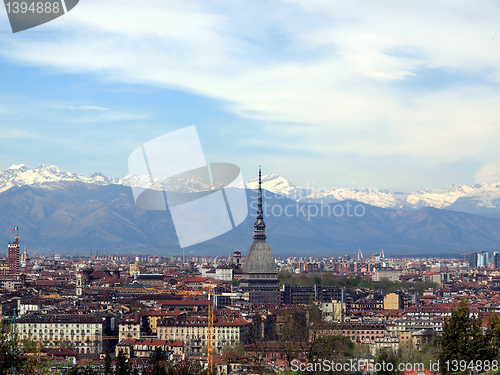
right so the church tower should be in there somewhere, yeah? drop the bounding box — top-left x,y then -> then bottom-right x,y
240,168 -> 280,304
76,273 -> 83,296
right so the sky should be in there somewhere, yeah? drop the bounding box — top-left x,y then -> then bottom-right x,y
0,0 -> 499,192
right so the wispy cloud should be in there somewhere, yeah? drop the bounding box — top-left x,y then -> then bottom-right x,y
0,0 -> 499,187
53,105 -> 110,111
0,128 -> 34,139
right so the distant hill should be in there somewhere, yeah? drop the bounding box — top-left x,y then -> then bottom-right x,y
1,181 -> 500,257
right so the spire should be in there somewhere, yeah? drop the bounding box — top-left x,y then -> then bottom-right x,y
253,166 -> 266,241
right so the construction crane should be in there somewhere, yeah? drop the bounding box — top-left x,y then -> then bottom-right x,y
207,281 -> 249,373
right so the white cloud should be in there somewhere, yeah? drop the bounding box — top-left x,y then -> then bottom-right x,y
475,163 -> 500,184
54,105 -> 110,111
0,0 -> 499,186
0,128 -> 34,139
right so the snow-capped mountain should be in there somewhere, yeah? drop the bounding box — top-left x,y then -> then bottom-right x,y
243,174 -> 500,215
0,164 -> 223,194
3,164 -> 500,216
0,164 -> 119,193
243,173 -> 403,207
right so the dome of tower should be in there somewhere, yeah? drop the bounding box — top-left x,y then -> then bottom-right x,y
243,241 -> 277,274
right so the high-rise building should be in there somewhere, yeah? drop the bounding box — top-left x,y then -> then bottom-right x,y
240,168 -> 280,305
492,252 -> 500,269
470,252 -> 478,269
478,251 -> 489,268
8,234 -> 20,275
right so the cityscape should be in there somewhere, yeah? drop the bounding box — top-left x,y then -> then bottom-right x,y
1,1 -> 500,374
1,171 -> 500,374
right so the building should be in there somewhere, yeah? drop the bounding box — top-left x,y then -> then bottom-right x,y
383,293 -> 403,310
116,338 -> 183,358
16,313 -> 113,355
135,273 -> 164,286
239,169 -> 280,305
8,234 -> 20,275
215,266 -> 233,281
372,267 -> 400,282
422,272 -> 442,286
470,252 -> 478,269
118,313 -> 143,341
321,300 -> 346,322
281,284 -> 345,305
478,251 -> 489,268
364,335 -> 399,356
157,314 -> 250,354
492,252 -> 500,269
323,322 -> 386,344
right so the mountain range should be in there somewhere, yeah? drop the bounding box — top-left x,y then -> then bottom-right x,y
2,164 -> 500,256
4,164 -> 500,216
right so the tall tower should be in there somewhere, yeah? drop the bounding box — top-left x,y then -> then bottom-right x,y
240,168 -> 280,305
76,273 -> 83,296
8,233 -> 20,275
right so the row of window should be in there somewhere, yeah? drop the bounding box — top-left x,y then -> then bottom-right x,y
24,323 -> 100,328
341,330 -> 383,335
160,328 -> 239,334
25,329 -> 100,334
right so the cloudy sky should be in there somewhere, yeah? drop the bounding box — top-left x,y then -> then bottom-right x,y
0,0 -> 499,192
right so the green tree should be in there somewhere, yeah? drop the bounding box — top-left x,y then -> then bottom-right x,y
434,299 -> 500,374
143,347 -> 168,375
0,321 -> 53,375
103,351 -> 113,375
374,348 -> 399,375
115,349 -> 132,375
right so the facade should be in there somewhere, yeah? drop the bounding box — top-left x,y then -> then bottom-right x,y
281,284 -> 346,305
384,293 -> 403,310
118,313 -> 143,341
7,234 -> 20,275
372,267 -> 400,282
239,169 -> 280,305
321,300 -> 346,322
16,313 -> 112,355
116,338 -> 183,358
323,322 -> 387,344
0,259 -> 9,275
423,272 -> 442,286
364,335 -> 399,355
157,315 -> 249,354
470,252 -> 478,269
492,252 -> 500,269
215,266 -> 233,281
478,251 -> 489,268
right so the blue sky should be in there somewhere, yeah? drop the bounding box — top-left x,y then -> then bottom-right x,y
0,0 -> 499,192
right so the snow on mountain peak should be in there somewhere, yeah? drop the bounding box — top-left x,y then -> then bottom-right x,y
8,164 -> 27,170
0,164 -> 117,193
3,163 -> 500,213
